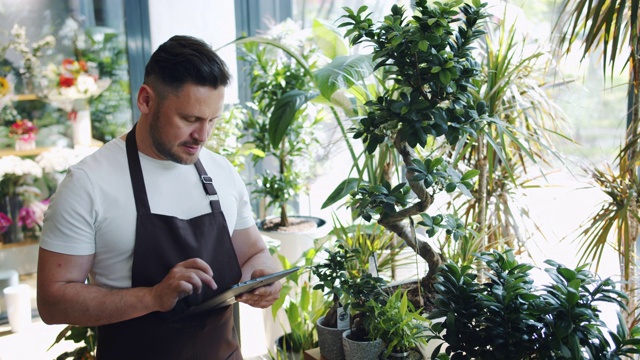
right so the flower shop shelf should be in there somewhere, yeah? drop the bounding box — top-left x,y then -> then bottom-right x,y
0,239 -> 38,275
0,147 -> 52,158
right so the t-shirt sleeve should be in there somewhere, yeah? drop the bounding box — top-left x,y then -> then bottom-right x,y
39,167 -> 97,255
232,168 -> 256,230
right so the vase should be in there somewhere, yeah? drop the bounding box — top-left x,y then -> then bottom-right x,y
14,134 -> 36,151
0,195 -> 23,244
69,101 -> 92,147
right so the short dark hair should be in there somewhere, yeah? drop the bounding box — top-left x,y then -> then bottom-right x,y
144,35 -> 230,94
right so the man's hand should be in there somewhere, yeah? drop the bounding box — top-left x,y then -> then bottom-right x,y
151,258 -> 217,312
236,268 -> 283,309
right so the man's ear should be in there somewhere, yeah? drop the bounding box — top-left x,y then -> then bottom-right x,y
137,84 -> 154,114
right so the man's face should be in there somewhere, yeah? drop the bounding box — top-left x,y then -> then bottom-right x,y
148,83 -> 225,165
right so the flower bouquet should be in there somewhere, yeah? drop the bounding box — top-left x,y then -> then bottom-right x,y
45,58 -> 110,147
9,119 -> 38,151
0,155 -> 43,243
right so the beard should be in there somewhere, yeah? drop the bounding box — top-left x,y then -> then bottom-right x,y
149,107 -> 200,165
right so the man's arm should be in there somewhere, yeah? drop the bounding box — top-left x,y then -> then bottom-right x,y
37,248 -> 217,326
232,225 -> 282,308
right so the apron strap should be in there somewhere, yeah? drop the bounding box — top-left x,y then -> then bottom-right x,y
125,123 -> 151,214
194,160 -> 223,213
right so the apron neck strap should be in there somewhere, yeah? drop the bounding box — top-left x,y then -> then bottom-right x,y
126,123 -> 151,213
194,160 -> 222,213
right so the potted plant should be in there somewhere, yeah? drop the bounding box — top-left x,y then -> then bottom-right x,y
428,249 -> 640,359
311,244 -> 352,360
312,0 -> 491,308
270,247 -> 330,360
366,288 -> 429,359
341,272 -> 388,360
231,20 -> 332,262
48,325 -> 96,360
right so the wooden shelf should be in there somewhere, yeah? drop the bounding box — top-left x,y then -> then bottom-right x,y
0,147 -> 52,158
304,348 -> 327,360
11,94 -> 39,101
0,239 -> 38,250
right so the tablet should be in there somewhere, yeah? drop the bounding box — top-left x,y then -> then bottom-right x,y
171,266 -> 299,320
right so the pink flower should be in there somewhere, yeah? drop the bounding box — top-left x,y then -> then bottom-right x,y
18,206 -> 37,229
0,212 -> 12,234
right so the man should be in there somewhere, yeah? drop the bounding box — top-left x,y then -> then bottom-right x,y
37,35 -> 282,359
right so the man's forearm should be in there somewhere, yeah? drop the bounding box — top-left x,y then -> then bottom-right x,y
38,282 -> 157,326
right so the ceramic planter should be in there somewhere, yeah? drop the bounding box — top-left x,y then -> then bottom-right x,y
341,329 -> 384,360
316,316 -> 347,360
257,216 -> 329,262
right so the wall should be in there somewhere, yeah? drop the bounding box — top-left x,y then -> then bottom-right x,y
147,0 -> 239,104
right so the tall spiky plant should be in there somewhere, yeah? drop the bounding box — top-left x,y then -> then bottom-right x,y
554,0 -> 640,327
450,6 -> 571,260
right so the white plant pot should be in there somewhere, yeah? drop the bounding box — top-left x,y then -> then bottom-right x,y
258,216 -> 329,262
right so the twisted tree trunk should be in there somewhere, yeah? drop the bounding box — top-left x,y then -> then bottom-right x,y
378,136 -> 444,289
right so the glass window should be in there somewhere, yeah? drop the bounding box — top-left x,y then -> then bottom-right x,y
292,0 -> 413,27
0,0 -> 132,148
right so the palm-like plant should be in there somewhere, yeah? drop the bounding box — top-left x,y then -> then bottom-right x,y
554,0 -> 640,326
451,6 -> 571,260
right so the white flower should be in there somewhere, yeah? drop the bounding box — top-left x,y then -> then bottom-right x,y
35,146 -> 97,173
75,73 -> 98,94
0,155 -> 43,179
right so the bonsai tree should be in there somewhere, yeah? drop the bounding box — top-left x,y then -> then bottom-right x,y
311,243 -> 351,328
336,0 -> 490,294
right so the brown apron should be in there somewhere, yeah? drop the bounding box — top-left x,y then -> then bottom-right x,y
96,124 -> 243,360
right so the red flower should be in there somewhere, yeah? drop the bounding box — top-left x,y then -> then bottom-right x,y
0,212 -> 12,234
9,119 -> 38,137
59,75 -> 75,88
62,58 -> 75,68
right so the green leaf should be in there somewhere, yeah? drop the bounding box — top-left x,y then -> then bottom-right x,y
439,70 -> 451,84
312,19 -> 348,59
314,54 -> 374,100
322,178 -> 361,209
268,90 -> 317,147
461,169 -> 480,181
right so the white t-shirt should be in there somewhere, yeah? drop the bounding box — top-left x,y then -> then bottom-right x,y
39,138 -> 255,289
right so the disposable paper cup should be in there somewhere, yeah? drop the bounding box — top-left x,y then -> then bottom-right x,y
0,269 -> 19,313
3,284 -> 32,332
